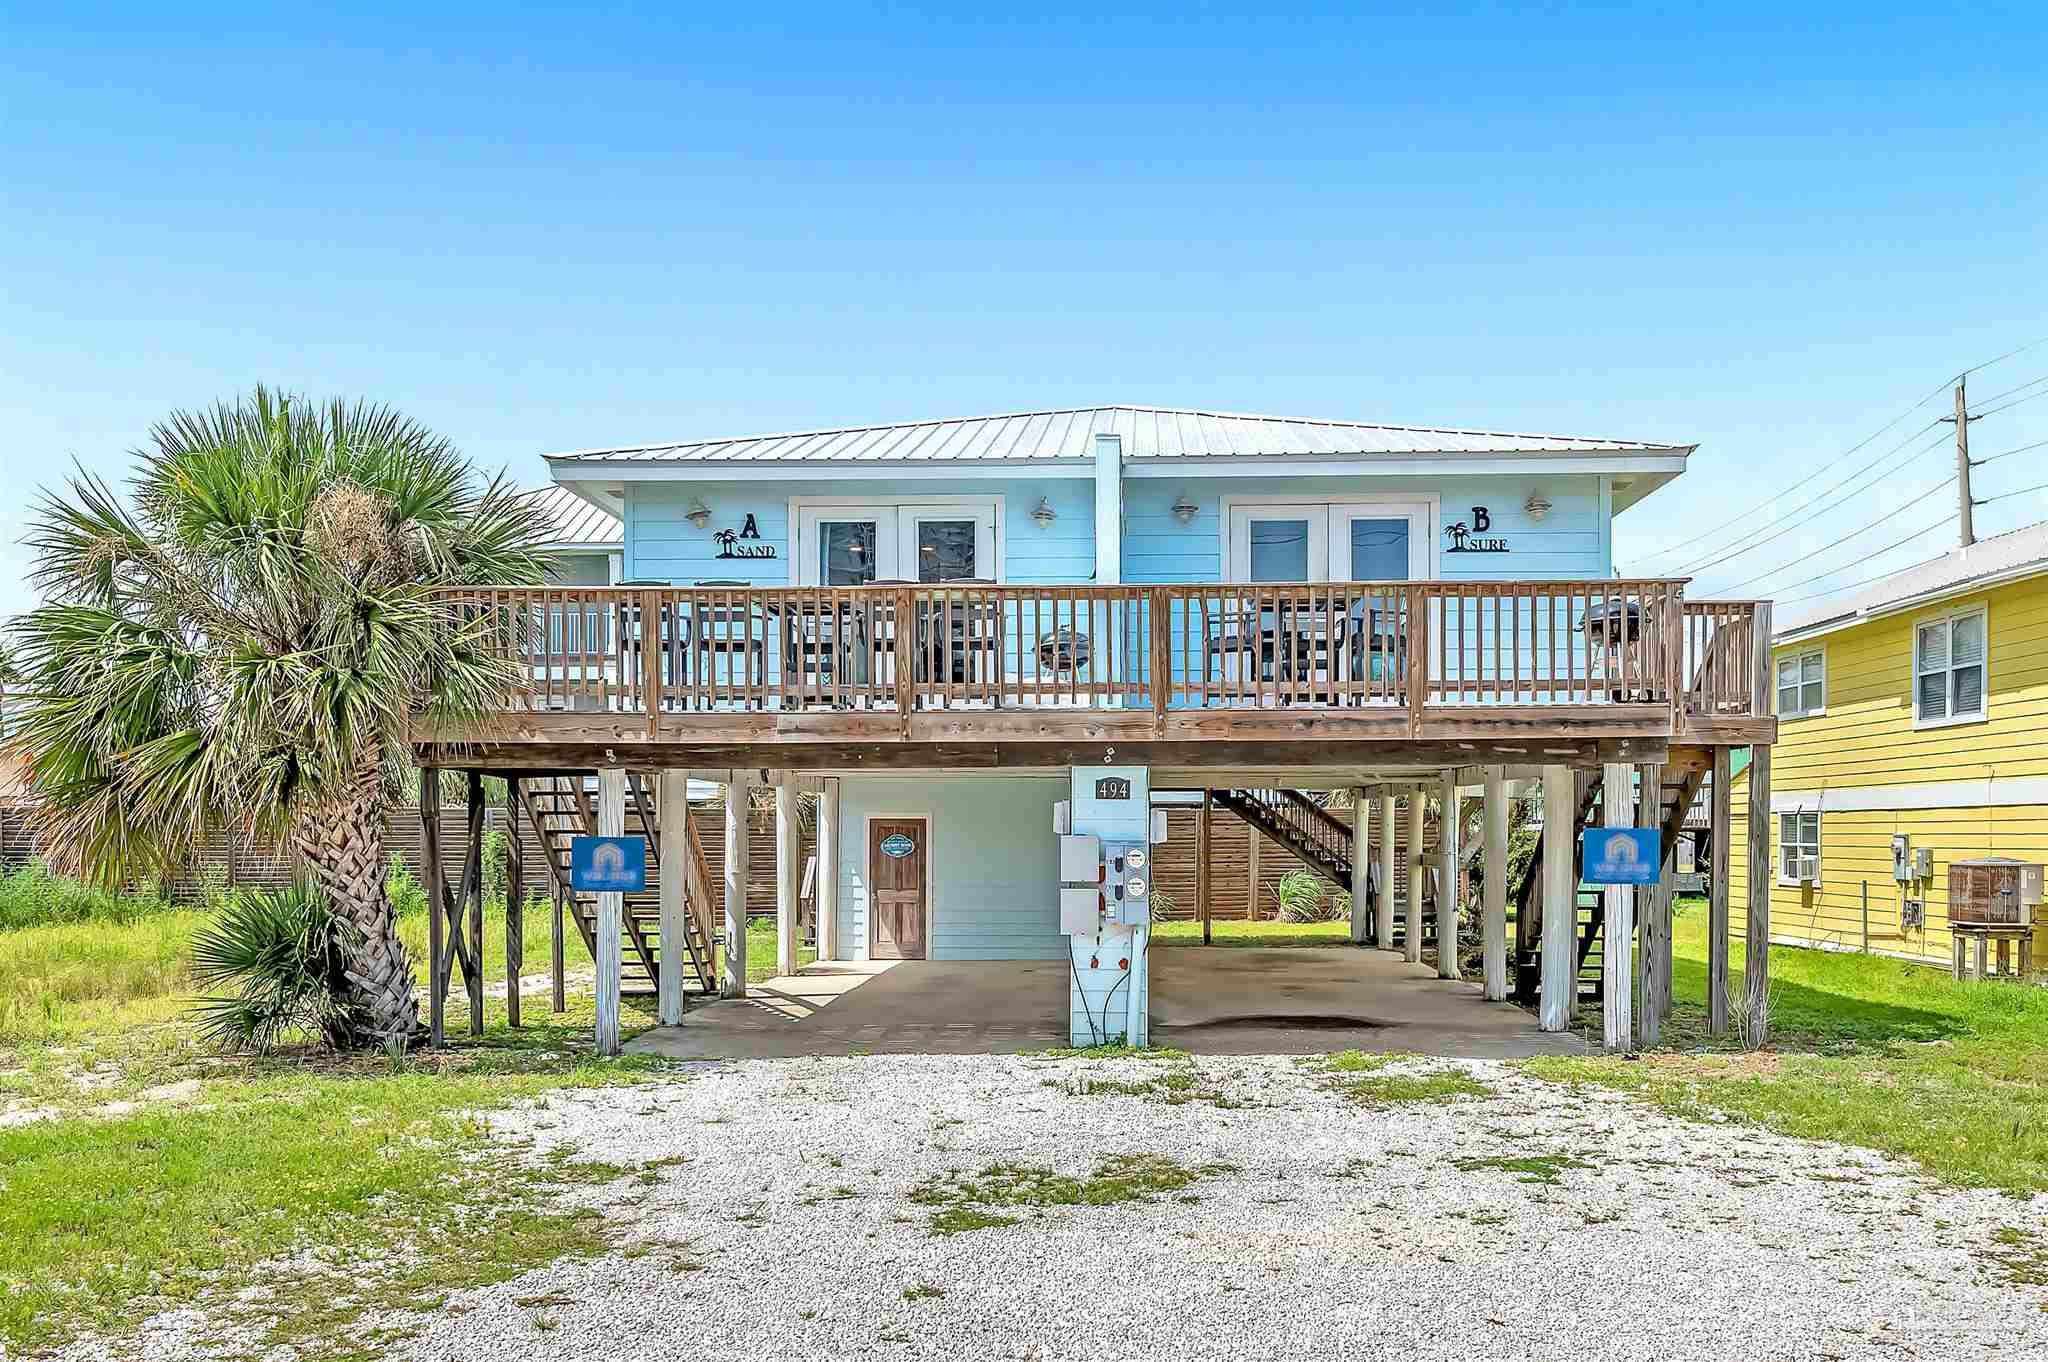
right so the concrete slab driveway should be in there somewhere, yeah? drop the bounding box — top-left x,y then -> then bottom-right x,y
1150,945 -> 1585,1058
627,944 -> 1581,1060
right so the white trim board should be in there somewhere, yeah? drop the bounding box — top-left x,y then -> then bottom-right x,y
1770,777 -> 2048,815
546,453 -> 1688,481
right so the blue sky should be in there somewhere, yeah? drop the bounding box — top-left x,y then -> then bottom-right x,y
4,3 -> 2045,619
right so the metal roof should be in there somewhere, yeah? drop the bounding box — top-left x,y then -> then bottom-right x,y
544,405 -> 1691,466
1778,519 -> 2048,642
522,484 -> 620,548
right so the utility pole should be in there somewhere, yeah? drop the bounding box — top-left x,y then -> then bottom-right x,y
1947,377 -> 1977,548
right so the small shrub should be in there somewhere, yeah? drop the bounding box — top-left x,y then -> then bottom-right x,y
188,882 -> 366,1052
387,856 -> 429,919
1276,870 -> 1347,923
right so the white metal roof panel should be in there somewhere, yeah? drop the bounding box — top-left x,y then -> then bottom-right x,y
522,485 -> 621,547
545,404 -> 1690,466
1778,518 -> 2048,640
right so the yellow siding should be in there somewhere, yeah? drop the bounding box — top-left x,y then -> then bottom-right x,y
1747,573 -> 2048,966
1773,576 -> 2048,789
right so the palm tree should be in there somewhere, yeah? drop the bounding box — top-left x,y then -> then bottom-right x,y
8,388 -> 552,1045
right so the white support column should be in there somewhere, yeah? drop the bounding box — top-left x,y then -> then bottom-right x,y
1437,771 -> 1460,980
656,769 -> 689,1027
1349,787 -> 1370,945
594,767 -> 626,1056
1092,432 -> 1122,585
722,771 -> 751,998
1405,788 -> 1427,965
817,776 -> 840,962
1376,794 -> 1397,950
1539,764 -> 1575,1032
1482,765 -> 1509,1001
775,777 -> 799,979
1601,761 -> 1635,1051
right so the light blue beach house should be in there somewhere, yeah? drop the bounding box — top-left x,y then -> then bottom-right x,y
418,406 -> 1779,1055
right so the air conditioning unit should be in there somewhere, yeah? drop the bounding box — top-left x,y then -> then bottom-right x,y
1948,858 -> 2040,929
1796,856 -> 1819,884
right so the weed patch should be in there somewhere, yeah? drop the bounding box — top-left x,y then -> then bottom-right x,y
909,1153 -> 1236,1235
1983,1227 -> 2048,1288
1452,1153 -> 1595,1186
1044,1063 -> 1245,1108
1314,1051 -> 1493,1109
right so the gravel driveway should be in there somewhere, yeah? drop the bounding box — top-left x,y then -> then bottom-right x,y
361,1052 -> 2047,1362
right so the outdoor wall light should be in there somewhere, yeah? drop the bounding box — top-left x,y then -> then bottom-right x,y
1032,498 -> 1058,529
1523,491 -> 1552,523
1171,494 -> 1199,525
686,499 -> 711,530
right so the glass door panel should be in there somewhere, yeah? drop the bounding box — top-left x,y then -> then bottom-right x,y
819,520 -> 883,585
1345,517 -> 1412,581
1228,507 -> 1328,582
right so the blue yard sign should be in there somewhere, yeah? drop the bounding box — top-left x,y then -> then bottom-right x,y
570,835 -> 648,893
1581,828 -> 1661,885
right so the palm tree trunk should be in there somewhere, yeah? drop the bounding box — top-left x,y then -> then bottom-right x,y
292,777 -> 421,1045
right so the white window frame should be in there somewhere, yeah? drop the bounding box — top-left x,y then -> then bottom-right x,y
1777,809 -> 1820,886
1776,647 -> 1826,719
789,496 -> 1003,587
1221,496 -> 1439,581
1911,604 -> 1988,730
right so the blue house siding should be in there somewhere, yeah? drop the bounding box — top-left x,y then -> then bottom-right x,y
623,472 -> 1613,586
626,479 -> 1094,585
1122,474 -> 1613,583
834,775 -> 1066,962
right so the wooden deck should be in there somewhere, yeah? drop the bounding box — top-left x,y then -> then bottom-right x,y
413,580 -> 1774,770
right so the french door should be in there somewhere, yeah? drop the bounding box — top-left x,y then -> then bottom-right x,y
796,503 -> 999,586
1226,501 -> 1433,582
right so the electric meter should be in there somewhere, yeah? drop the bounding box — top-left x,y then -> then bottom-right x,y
1126,849 -> 1147,870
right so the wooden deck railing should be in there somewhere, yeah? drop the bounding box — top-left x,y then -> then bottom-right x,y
433,581 -> 1767,735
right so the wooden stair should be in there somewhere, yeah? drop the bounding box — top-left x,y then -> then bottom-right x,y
1516,764 -> 1709,1005
1214,787 -> 1457,946
513,774 -> 718,998
1213,788 -> 1354,890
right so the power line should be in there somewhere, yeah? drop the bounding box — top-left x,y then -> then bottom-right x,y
1623,393 -> 1950,570
1624,339 -> 2048,573
1772,517 -> 1960,603
1674,426 -> 1951,577
1974,384 -> 2048,422
1966,370 -> 2048,409
1978,480 -> 2048,506
1707,476 -> 1957,595
1959,334 -> 2048,378
1972,436 -> 2048,468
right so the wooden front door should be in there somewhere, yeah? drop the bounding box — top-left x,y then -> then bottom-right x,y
868,818 -> 928,960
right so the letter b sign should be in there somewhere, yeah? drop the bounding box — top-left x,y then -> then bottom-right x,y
1471,506 -> 1491,533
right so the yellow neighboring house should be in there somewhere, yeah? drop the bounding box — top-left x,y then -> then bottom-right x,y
1729,520 -> 2048,970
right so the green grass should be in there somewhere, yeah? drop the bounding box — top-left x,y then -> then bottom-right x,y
1451,1153 -> 1595,1186
0,871 -> 702,1355
0,1003 -> 674,1355
1312,1050 -> 1494,1108
1151,919 -> 1352,948
0,863 -> 190,932
1527,900 -> 2048,1196
908,1153 -> 1238,1234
